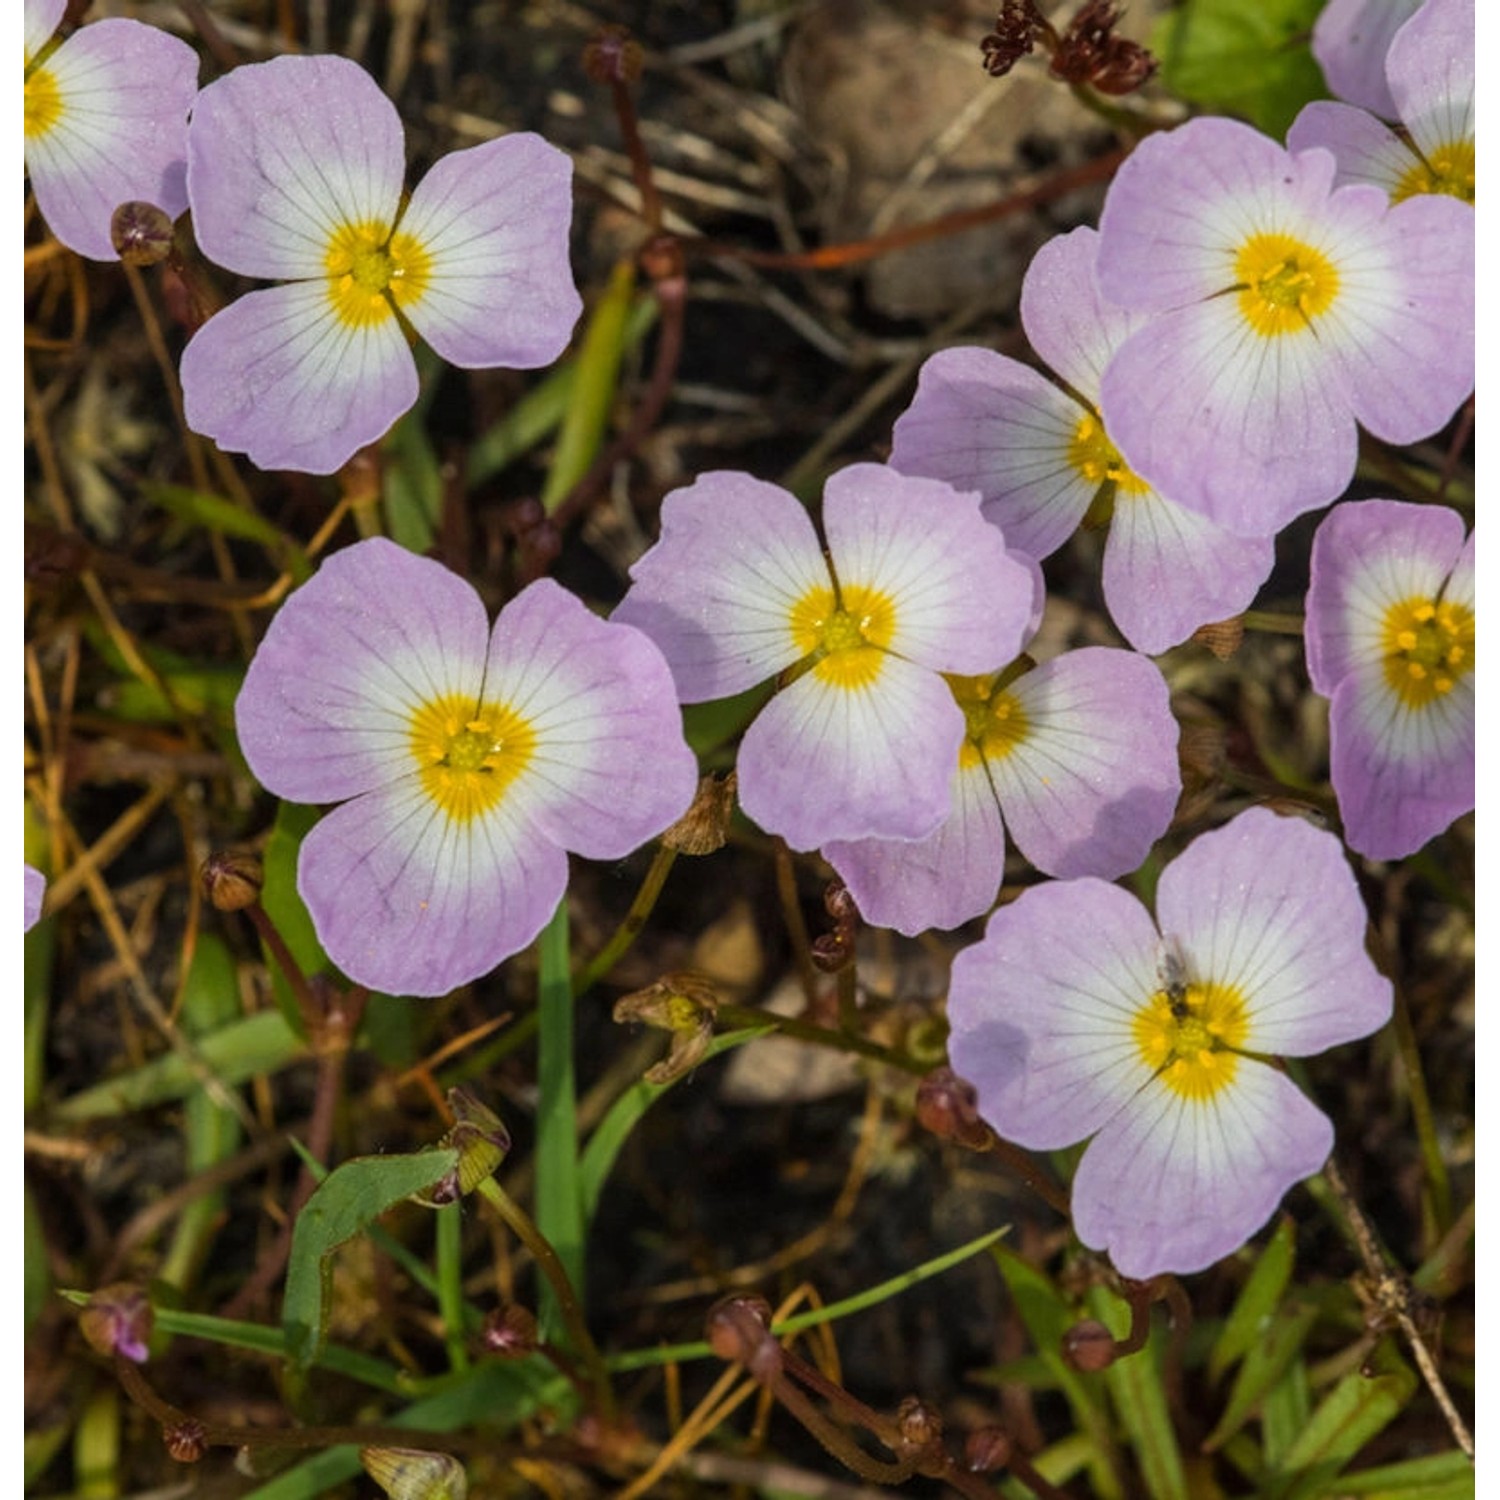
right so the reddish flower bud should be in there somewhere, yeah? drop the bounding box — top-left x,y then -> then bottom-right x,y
79,1283 -> 153,1363
1062,1317 -> 1117,1372
201,850 -> 263,912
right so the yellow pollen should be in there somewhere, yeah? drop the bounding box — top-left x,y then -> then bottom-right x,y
1067,412 -> 1150,497
409,693 -> 537,822
1379,593 -> 1474,709
947,674 -> 1030,767
788,580 -> 897,692
24,63 -> 62,140
325,219 -> 433,328
1393,139 -> 1475,205
1132,978 -> 1249,1100
1234,231 -> 1340,338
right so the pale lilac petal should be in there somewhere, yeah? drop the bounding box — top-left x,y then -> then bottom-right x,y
1305,499 -> 1467,693
738,658 -> 962,849
1095,119 -> 1340,314
24,20 -> 197,261
1100,298 -> 1357,534
1071,1063 -> 1334,1279
1328,665 -> 1473,859
396,134 -> 582,370
613,472 -> 828,701
947,879 -> 1162,1149
1386,0 -> 1473,162
1313,0 -> 1421,116
1154,807 -> 1392,1054
186,55 -> 405,279
822,465 -> 1033,673
1286,102 -> 1415,196
236,538 -> 490,804
1103,489 -> 1276,655
1019,226 -> 1146,400
478,580 -> 696,859
300,777 -> 566,997
985,650 -> 1179,879
25,0 -> 64,61
181,282 -> 418,474
24,865 -> 47,932
890,347 -> 1096,561
823,761 -> 1006,936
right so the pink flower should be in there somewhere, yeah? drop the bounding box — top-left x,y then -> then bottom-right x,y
24,865 -> 46,932
181,55 -> 581,474
235,540 -> 696,996
612,466 -> 1036,852
1312,0 -> 1423,117
948,808 -> 1392,1278
23,0 -> 197,261
1305,499 -> 1473,860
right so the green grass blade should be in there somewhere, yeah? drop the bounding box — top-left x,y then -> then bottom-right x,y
1209,1215 -> 1297,1381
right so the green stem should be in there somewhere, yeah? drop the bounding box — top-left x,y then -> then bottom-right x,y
1389,986 -> 1453,1242
1240,609 -> 1306,636
574,843 -> 677,995
435,1202 -> 469,1373
716,1002 -> 927,1075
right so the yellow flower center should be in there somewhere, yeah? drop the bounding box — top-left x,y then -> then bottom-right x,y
948,674 -> 1029,768
409,693 -> 537,823
1379,594 -> 1474,709
1132,977 -> 1249,1100
1234,232 -> 1340,338
325,219 -> 432,328
1066,412 -> 1150,498
788,580 -> 897,691
24,63 -> 62,140
1393,139 -> 1476,205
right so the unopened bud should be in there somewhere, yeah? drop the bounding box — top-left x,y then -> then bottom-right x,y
111,201 -> 174,266
1062,1318 -> 1116,1372
445,1088 -> 511,1196
661,772 -> 736,855
706,1294 -> 782,1384
164,1418 -> 208,1463
79,1283 -> 153,1363
894,1396 -> 944,1461
915,1067 -> 994,1151
965,1426 -> 1012,1473
639,232 -> 685,288
481,1303 -> 538,1357
201,850 -> 263,911
583,25 -> 643,84
360,1446 -> 468,1500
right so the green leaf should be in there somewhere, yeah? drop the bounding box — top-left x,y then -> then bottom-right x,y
283,1149 -> 459,1370
1210,1215 -> 1297,1381
1151,0 -> 1329,137
261,801 -> 332,1029
1088,1286 -> 1189,1500
142,482 -> 311,581
104,665 -> 243,727
682,682 -> 774,758
1261,1354 -> 1313,1468
1203,1299 -> 1320,1451
382,403 -> 444,554
1263,1343 -> 1418,1499
54,1009 -> 305,1120
1332,1450 -> 1475,1498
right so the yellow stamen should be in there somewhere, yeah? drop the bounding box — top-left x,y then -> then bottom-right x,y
325,219 -> 433,328
24,64 -> 62,140
947,674 -> 1030,768
409,693 -> 537,823
788,579 -> 897,692
1234,231 -> 1340,338
1067,412 -> 1150,497
1379,593 -> 1474,709
1393,139 -> 1475,205
1132,977 -> 1249,1100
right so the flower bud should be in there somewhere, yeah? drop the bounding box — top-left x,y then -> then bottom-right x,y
1062,1318 -> 1116,1373
964,1426 -> 1012,1473
481,1303 -> 538,1357
164,1418 -> 208,1463
914,1068 -> 994,1151
445,1087 -> 511,1196
360,1446 -> 468,1500
79,1282 -> 153,1363
705,1294 -> 782,1384
201,850 -> 263,912
893,1396 -> 944,1462
583,25 -> 643,85
111,201 -> 174,266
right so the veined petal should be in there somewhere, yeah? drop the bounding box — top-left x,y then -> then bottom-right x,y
1305,499 -> 1468,693
738,657 -> 962,849
947,878 -> 1162,1150
1020,226 -> 1146,400
822,464 -> 1032,673
1154,807 -> 1392,1055
1387,0 -> 1473,164
1103,486 -> 1275,655
890,347 -> 1096,561
986,649 -> 1179,880
823,761 -> 1006,937
25,0 -> 64,62
186,55 -> 406,279
478,580 -> 696,860
299,777 -> 567,997
1100,298 -> 1356,534
180,282 -> 419,474
1072,1062 -> 1334,1279
1287,103 -> 1415,198
1329,665 -> 1473,860
236,538 -> 490,805
24,20 -> 197,262
1312,0 -> 1420,116
613,472 -> 828,701
396,134 -> 582,369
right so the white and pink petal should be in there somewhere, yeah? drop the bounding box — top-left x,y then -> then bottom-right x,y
1312,0 -> 1421,117
1286,102 -> 1416,197
1386,0 -> 1473,164
396,134 -> 582,370
25,0 -> 64,63
181,281 -> 419,474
